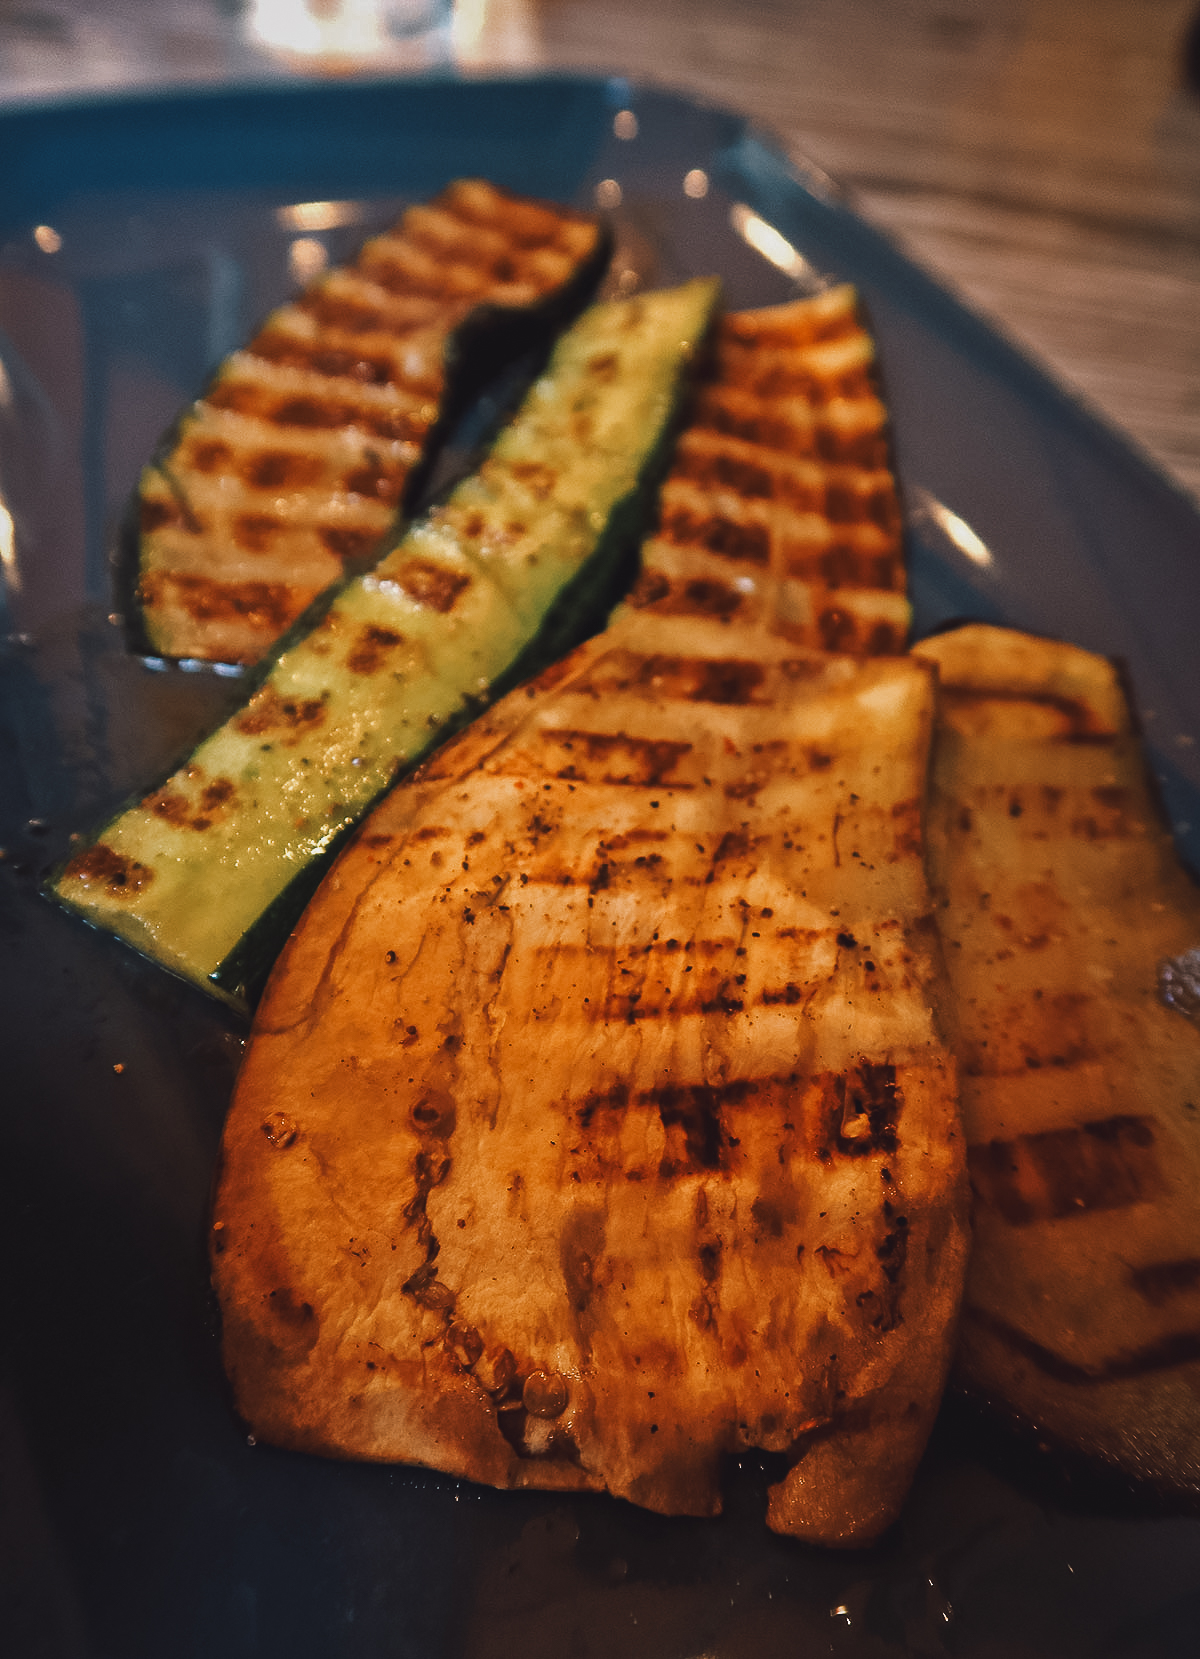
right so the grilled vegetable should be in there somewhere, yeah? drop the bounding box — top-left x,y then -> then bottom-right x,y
213,577 -> 965,1549
211,290 -> 968,1546
52,278 -> 721,1006
914,624 -> 1200,1497
125,179 -> 610,665
627,286 -> 909,657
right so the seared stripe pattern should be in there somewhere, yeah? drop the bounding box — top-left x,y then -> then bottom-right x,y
626,286 -> 909,658
213,288 -> 969,1544
915,624 -> 1200,1492
136,180 -> 604,664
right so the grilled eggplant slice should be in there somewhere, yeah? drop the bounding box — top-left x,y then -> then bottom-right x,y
628,286 -> 910,657
126,180 -> 610,665
51,279 -> 720,1006
914,624 -> 1200,1496
213,628 -> 966,1544
212,289 -> 967,1545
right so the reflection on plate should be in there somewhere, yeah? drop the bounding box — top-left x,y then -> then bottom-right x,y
1,74 -> 1198,1659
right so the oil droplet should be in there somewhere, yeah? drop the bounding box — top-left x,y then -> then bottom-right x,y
445,1320 -> 483,1368
522,1369 -> 568,1419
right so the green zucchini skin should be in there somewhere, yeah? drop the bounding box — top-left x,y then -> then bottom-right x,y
53,279 -> 722,1011
116,182 -> 612,668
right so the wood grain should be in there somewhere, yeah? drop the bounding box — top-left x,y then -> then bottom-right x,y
531,0 -> 1200,505
2,0 -> 1198,503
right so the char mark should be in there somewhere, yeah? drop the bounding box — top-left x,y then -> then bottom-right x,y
968,1115 -> 1165,1226
964,1303 -> 1200,1385
540,729 -> 693,787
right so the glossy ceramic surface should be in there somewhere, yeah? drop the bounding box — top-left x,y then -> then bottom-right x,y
2,74 -> 1199,1659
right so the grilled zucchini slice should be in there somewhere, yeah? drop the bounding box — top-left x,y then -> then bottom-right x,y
53,278 -> 721,1007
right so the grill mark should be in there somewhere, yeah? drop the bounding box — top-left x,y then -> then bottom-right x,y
247,333 -> 416,391
819,1064 -> 902,1158
320,525 -> 383,561
233,512 -> 285,554
715,351 -> 876,405
658,505 -> 770,565
234,686 -> 328,742
164,431 -> 414,523
786,546 -> 904,592
538,729 -> 693,787
524,953 -> 826,1023
347,624 -> 407,675
239,448 -> 326,491
673,440 -> 899,536
967,1115 -> 1166,1226
579,1079 -> 765,1174
507,460 -> 561,498
145,774 -> 238,833
61,843 -> 154,897
573,1067 -> 907,1180
655,1082 -> 731,1171
138,571 -> 298,636
692,659 -> 767,704
185,437 -> 234,474
941,687 -> 1120,741
963,1303 -> 1200,1384
442,182 -> 591,244
393,558 -> 472,613
1129,1258 -> 1200,1307
692,399 -> 889,469
627,569 -> 748,619
587,653 -> 769,706
597,828 -> 669,852
673,446 -> 775,500
206,383 -> 438,445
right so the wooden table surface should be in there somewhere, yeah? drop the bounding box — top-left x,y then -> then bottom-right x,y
529,0 -> 1200,510
3,0 -> 1199,507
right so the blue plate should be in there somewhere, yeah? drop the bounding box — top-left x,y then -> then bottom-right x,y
2,73 -> 1198,1659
